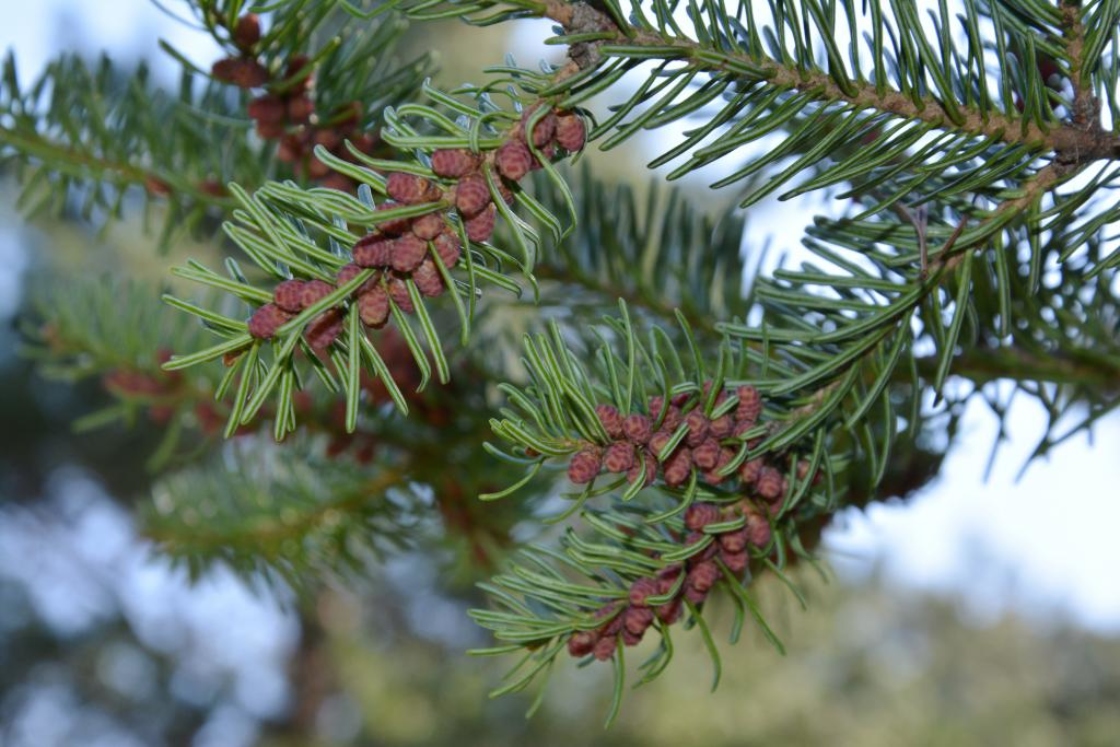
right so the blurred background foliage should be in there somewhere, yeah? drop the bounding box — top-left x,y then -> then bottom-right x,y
5,478 -> 1120,746
2,2 -> 1119,746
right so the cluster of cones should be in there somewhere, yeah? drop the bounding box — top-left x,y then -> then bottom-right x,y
569,384 -> 789,507
247,101 -> 587,351
562,382 -> 827,661
245,225 -> 459,350
211,13 -> 379,191
567,501 -> 773,661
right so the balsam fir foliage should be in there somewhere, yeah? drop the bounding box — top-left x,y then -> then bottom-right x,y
5,0 -> 1119,722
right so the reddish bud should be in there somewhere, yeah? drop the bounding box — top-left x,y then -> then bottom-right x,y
594,603 -> 622,625
286,94 -> 314,124
255,119 -> 285,139
386,172 -> 439,205
194,402 -> 224,434
595,404 -> 624,439
554,111 -> 587,151
464,203 -> 497,242
528,141 -> 557,171
103,370 -> 165,398
283,55 -> 312,94
248,303 -> 292,339
454,174 -> 491,217
656,598 -> 683,624
304,308 -> 345,352
336,263 -> 366,291
374,201 -> 411,235
744,509 -> 772,548
623,606 -> 655,637
684,502 -> 720,531
277,135 -> 306,165
232,14 -> 262,52
709,413 -> 733,439
568,447 -> 603,484
300,279 -> 334,308
430,148 -> 479,178
432,232 -> 462,269
685,409 -> 710,446
386,276 -> 414,313
736,385 -> 763,423
494,177 -> 516,206
313,127 -> 343,151
247,94 -> 285,124
350,132 -> 378,155
568,630 -> 598,658
739,457 -> 765,485
663,448 -> 693,487
272,279 -> 306,312
687,560 -> 721,594
144,176 -> 171,197
719,527 -> 749,554
686,532 -> 718,561
412,258 -> 446,297
702,447 -> 736,485
684,585 -> 708,605
622,413 -> 652,444
656,565 -> 683,592
495,139 -> 533,182
626,451 -> 657,487
648,430 -> 674,460
692,438 -> 721,470
148,405 -> 175,425
212,57 -> 269,88
305,153 -> 331,179
357,287 -> 390,327
720,548 -> 749,575
756,466 -> 787,502
353,233 -> 393,268
390,234 -> 428,273
199,179 -> 227,198
521,107 -> 558,148
621,628 -> 643,647
602,441 -> 635,473
411,212 -> 446,240
592,635 -> 618,661
629,577 -> 660,607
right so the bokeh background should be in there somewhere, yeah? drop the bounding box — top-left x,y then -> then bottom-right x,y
2,2 -> 1119,745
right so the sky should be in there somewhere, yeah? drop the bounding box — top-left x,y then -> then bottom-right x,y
1,0 -> 1118,656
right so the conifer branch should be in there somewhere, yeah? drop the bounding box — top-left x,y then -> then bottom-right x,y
912,347 -> 1119,393
145,463 -> 406,550
6,0 -> 1118,723
0,125 -> 235,207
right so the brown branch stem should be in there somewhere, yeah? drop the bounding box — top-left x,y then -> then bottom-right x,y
913,346 -> 1120,395
543,0 -> 1120,164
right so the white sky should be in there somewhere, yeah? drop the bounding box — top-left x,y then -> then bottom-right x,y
2,0 -> 1118,635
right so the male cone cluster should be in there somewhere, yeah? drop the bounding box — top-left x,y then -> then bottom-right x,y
211,13 -> 379,191
246,227 -> 457,349
563,383 -> 817,661
425,103 -> 587,243
567,501 -> 773,661
569,383 -> 790,510
247,100 -> 587,352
